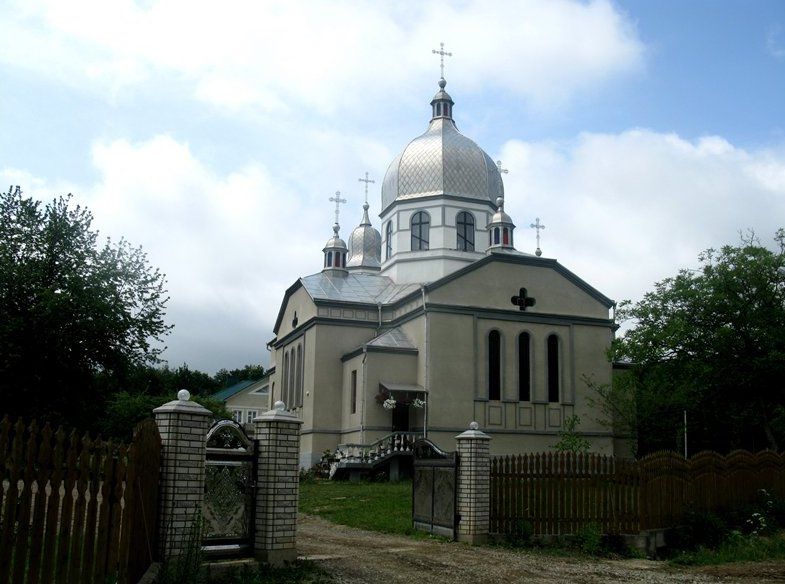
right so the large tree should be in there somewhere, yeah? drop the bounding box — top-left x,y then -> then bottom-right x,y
0,186 -> 172,426
611,230 -> 785,454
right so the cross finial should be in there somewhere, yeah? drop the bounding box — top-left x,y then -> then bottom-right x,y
358,172 -> 375,204
329,190 -> 347,225
530,217 -> 545,257
496,160 -> 509,175
432,42 -> 453,79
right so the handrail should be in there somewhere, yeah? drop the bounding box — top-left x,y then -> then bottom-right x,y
334,431 -> 423,466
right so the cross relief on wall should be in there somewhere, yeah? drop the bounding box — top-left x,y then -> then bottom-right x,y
511,287 -> 536,311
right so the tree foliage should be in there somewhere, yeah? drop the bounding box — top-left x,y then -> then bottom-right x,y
0,187 -> 172,426
611,230 -> 785,454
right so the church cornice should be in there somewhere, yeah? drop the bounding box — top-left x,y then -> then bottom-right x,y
427,303 -> 614,328
380,192 -> 497,217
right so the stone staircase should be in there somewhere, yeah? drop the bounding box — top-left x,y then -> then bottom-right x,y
331,431 -> 423,480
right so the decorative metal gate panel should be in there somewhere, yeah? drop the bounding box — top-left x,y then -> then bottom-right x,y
203,419 -> 255,558
412,439 -> 458,539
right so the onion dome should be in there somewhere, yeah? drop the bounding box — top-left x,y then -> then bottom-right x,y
381,78 -> 504,212
486,196 -> 516,252
346,202 -> 382,271
322,223 -> 348,274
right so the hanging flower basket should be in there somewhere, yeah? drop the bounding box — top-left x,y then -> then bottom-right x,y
412,398 -> 426,409
383,397 -> 397,410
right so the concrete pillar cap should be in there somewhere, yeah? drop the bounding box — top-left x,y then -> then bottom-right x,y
456,421 -> 491,440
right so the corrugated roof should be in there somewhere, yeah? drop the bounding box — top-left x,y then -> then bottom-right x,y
212,379 -> 256,402
301,272 -> 420,304
366,327 -> 417,350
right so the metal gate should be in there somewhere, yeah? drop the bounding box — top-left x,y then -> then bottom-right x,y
202,419 -> 255,558
412,439 -> 458,539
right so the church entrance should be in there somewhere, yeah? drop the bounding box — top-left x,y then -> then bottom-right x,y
392,403 -> 410,432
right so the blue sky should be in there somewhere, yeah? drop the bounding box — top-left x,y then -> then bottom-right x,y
2,0 -> 784,374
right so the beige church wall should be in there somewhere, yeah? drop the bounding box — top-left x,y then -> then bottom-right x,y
421,311 -> 476,430
341,354 -> 364,433
423,428 -> 616,456
362,351 -> 420,443
309,324 -> 374,429
276,286 -> 318,339
428,261 -> 610,320
568,325 -> 614,434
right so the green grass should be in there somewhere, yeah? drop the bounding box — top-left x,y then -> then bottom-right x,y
671,531 -> 785,566
299,479 -> 434,538
206,561 -> 333,583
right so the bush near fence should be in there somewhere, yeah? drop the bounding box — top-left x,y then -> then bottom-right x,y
490,450 -> 785,537
0,416 -> 160,584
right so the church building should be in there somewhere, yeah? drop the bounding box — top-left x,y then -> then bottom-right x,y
267,75 -> 623,469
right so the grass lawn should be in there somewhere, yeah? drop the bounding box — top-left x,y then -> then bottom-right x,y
299,479 -> 427,537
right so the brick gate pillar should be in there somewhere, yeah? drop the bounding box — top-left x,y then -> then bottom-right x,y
455,421 -> 491,544
253,401 -> 303,566
153,389 -> 212,559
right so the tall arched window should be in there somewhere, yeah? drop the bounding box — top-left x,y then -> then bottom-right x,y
295,344 -> 303,407
456,211 -> 475,251
547,334 -> 560,403
488,330 -> 501,401
288,348 -> 296,408
385,221 -> 393,260
411,211 -> 430,251
282,351 -> 290,408
518,332 -> 531,401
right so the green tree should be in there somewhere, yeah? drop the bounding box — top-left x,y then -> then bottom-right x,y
552,414 -> 592,453
611,230 -> 785,454
0,187 -> 172,427
213,363 -> 266,388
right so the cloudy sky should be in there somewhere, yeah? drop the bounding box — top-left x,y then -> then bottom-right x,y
2,0 -> 784,374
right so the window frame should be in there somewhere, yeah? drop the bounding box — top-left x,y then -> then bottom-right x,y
410,211 -> 430,251
456,211 -> 475,251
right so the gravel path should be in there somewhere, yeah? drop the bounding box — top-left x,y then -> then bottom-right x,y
297,514 -> 785,584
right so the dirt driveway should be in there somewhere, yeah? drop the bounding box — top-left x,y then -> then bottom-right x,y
297,514 -> 785,583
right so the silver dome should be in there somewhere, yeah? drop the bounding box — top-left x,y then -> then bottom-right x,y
381,118 -> 504,211
347,203 -> 382,270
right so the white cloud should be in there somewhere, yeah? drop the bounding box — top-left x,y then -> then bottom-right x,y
500,130 -> 785,306
767,24 -> 785,59
0,0 -> 644,113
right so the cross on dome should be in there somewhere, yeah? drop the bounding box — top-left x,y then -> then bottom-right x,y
530,217 -> 546,257
329,191 -> 347,225
432,42 -> 452,79
496,160 -> 509,175
358,172 -> 375,205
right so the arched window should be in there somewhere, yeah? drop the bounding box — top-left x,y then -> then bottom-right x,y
456,211 -> 475,251
326,251 -> 333,267
288,347 -> 296,408
503,227 -> 509,245
385,221 -> 393,260
518,332 -> 531,401
282,351 -> 290,408
493,227 -> 500,245
547,334 -> 560,403
295,344 -> 303,407
488,330 -> 501,401
411,211 -> 430,251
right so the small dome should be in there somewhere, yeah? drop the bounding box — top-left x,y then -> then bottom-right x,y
490,196 -> 513,225
347,203 -> 382,270
381,79 -> 504,212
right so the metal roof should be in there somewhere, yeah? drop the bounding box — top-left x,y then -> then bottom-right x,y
300,272 -> 420,305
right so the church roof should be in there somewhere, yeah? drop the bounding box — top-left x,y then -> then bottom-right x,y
366,326 -> 416,350
301,272 -> 419,304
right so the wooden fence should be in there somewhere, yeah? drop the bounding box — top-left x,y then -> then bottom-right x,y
490,450 -> 785,536
0,416 -> 161,584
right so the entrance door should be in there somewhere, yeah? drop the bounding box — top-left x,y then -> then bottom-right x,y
392,403 -> 410,432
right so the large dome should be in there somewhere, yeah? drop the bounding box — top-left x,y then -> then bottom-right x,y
381,82 -> 504,212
